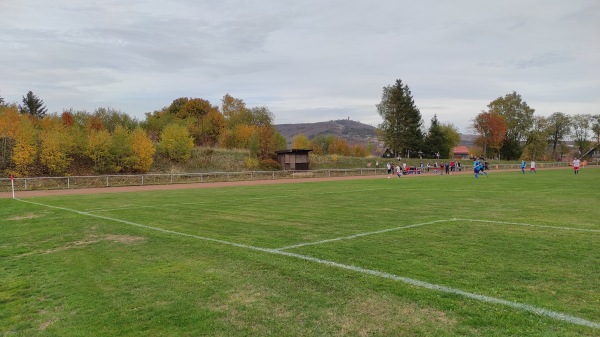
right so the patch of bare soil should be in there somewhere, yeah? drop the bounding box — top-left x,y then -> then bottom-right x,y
14,234 -> 145,258
8,213 -> 40,220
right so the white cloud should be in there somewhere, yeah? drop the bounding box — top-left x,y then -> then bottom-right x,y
1,0 -> 598,133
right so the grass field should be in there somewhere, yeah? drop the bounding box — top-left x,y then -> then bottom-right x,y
1,168 -> 599,336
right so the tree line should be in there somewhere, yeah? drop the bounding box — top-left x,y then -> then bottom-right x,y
3,81 -> 597,178
377,80 -> 600,161
0,92 -> 372,177
472,92 -> 600,160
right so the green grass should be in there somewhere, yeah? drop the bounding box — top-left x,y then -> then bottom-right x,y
1,168 -> 599,336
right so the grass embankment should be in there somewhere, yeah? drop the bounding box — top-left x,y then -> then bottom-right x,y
1,168 -> 599,336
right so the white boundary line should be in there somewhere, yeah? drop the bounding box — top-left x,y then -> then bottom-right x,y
14,198 -> 600,330
455,218 -> 600,233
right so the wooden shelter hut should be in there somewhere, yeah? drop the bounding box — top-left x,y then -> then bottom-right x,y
276,149 -> 312,170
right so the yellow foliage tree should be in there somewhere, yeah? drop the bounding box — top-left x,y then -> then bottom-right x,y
110,125 -> 133,172
131,127 -> 156,172
158,124 -> 194,162
1,105 -> 21,169
40,121 -> 73,175
351,144 -> 369,157
86,129 -> 113,173
292,133 -> 311,149
256,125 -> 276,159
233,124 -> 256,149
12,116 -> 38,175
328,138 -> 351,156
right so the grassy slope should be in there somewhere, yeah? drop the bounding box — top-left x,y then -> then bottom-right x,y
1,168 -> 599,336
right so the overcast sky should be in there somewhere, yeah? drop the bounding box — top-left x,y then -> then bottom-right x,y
1,0 -> 598,132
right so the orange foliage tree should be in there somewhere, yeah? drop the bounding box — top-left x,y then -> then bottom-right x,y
328,138 -> 351,156
472,111 -> 507,158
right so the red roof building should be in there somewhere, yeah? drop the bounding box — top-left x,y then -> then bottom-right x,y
453,146 -> 470,159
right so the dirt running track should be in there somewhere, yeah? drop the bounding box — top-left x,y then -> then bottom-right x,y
2,167 -> 570,199
0,174 -> 389,199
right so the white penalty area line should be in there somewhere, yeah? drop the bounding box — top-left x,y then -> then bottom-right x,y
14,199 -> 600,331
278,217 -> 600,251
275,219 -> 457,251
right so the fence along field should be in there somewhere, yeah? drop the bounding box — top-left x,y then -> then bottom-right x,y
1,168 -> 599,336
0,162 -> 571,193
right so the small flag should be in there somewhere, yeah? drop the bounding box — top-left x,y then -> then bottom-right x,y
10,175 -> 13,182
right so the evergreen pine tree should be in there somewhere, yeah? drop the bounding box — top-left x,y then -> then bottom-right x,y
424,114 -> 450,158
377,79 -> 424,157
19,91 -> 48,118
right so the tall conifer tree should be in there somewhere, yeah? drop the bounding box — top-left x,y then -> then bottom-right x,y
377,79 -> 424,157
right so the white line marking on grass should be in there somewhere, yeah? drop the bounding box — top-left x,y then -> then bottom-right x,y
455,218 -> 600,233
15,199 -> 600,331
275,219 -> 456,251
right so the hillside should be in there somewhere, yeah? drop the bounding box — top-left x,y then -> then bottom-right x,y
275,119 -> 476,148
275,119 -> 378,147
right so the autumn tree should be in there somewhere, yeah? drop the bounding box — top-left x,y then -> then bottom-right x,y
221,94 -> 252,128
179,98 -> 221,146
377,79 -> 424,157
0,105 -> 20,170
487,91 -> 535,159
158,123 -> 194,162
310,135 -> 334,155
110,125 -> 134,172
130,127 -> 155,172
351,144 -> 369,157
86,129 -> 113,173
143,107 -> 178,141
39,116 -> 74,175
256,125 -> 278,159
545,112 -> 571,160
472,111 -> 507,158
292,133 -> 311,149
196,109 -> 225,146
328,138 -> 351,156
19,91 -> 48,118
12,116 -> 38,175
93,107 -> 138,132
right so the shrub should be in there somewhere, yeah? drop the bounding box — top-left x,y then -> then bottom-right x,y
259,158 -> 281,171
244,156 -> 259,170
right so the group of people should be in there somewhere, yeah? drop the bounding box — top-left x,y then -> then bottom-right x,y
375,157 -> 585,180
383,160 -> 466,178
